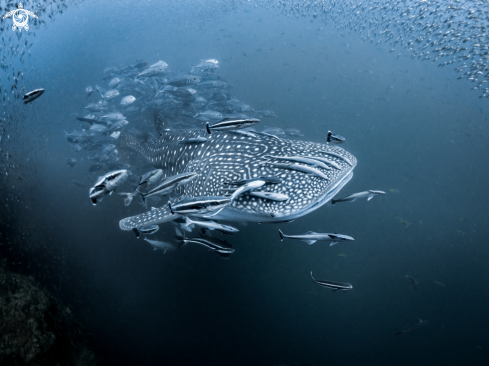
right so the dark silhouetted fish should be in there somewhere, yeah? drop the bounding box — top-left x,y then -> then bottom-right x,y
23,88 -> 44,104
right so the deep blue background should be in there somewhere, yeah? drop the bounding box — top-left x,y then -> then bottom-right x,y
1,1 -> 489,365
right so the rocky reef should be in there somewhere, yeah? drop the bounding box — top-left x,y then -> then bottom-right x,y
0,265 -> 96,366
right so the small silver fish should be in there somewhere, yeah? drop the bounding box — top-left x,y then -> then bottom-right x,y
102,89 -> 120,100
331,190 -> 386,205
120,95 -> 136,107
108,77 -> 121,88
310,272 -> 353,292
279,229 -> 354,245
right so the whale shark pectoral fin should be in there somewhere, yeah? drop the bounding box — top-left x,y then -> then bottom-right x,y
329,242 -> 338,246
367,195 -> 373,201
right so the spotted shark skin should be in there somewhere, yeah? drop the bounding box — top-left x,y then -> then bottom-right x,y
119,130 -> 356,230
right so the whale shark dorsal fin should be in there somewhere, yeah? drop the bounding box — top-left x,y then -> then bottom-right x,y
305,231 -> 317,235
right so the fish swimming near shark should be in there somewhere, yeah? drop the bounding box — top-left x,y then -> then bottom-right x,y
118,116 -> 356,231
23,88 -> 44,104
331,190 -> 386,205
310,272 -> 353,292
279,229 -> 354,246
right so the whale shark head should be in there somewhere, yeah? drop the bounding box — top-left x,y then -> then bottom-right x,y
119,129 -> 356,230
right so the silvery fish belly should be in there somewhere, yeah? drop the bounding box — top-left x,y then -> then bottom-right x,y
119,130 -> 356,230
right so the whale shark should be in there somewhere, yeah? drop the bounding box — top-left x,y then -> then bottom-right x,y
119,129 -> 356,231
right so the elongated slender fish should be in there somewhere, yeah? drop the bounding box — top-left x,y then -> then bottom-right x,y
169,196 -> 231,216
184,217 -> 239,234
143,238 -> 177,253
206,118 -> 260,134
133,224 -> 159,238
89,169 -> 128,205
279,229 -> 354,245
267,162 -> 329,180
225,176 -> 282,186
331,190 -> 386,205
264,155 -> 332,170
118,169 -> 164,206
118,128 -> 356,230
176,235 -> 235,259
310,272 -> 353,292
395,319 -> 429,336
178,137 -> 208,144
230,180 -> 266,200
317,150 -> 353,166
23,88 -> 44,104
249,191 -> 289,201
305,155 -> 341,169
141,172 -> 197,202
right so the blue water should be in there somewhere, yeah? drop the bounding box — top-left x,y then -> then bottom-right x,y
1,1 -> 489,365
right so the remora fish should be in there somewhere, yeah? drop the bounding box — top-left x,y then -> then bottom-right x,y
141,172 -> 198,202
249,191 -> 289,201
267,162 -> 329,180
230,179 -> 266,200
143,238 -> 177,253
310,272 -> 353,292
178,137 -> 208,144
206,118 -> 260,134
118,169 -> 163,206
169,196 -> 231,216
176,236 -> 235,259
118,128 -> 356,231
133,224 -> 159,238
23,88 -> 44,104
264,155 -> 332,170
279,229 -> 354,245
89,169 -> 128,205
184,217 -> 239,234
225,176 -> 282,186
331,190 -> 386,205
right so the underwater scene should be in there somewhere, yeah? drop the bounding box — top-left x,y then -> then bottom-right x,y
0,0 -> 489,365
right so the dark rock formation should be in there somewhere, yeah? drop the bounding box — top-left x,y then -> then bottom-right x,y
0,266 -> 96,366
